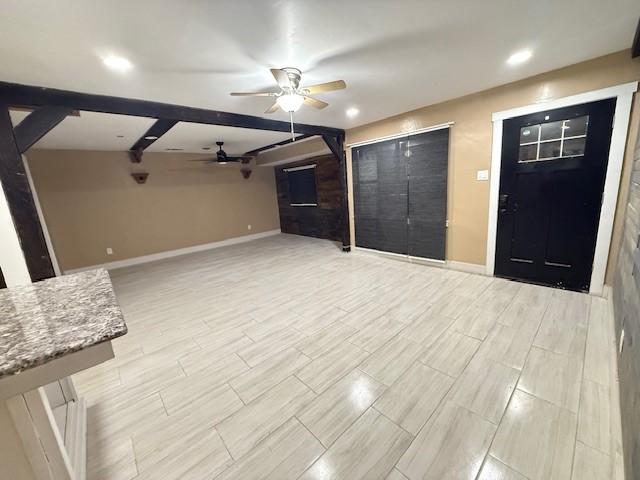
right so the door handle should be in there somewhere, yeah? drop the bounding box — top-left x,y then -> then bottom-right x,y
499,194 -> 509,214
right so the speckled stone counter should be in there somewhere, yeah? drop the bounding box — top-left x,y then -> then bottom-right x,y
0,269 -> 127,379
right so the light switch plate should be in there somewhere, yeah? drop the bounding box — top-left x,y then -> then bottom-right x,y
476,170 -> 489,181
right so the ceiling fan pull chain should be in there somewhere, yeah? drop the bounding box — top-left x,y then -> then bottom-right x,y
290,111 -> 295,141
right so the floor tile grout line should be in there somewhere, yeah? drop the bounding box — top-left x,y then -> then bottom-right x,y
371,406 -> 415,438
389,330 -> 483,477
215,424 -> 236,463
82,237 -> 609,479
471,288 -> 554,480
293,414 -> 329,449
568,297 -> 595,479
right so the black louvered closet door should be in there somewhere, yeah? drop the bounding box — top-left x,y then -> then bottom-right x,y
407,129 -> 449,260
353,138 -> 408,254
353,128 -> 449,260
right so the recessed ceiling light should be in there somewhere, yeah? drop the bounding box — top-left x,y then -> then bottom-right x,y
102,55 -> 133,72
346,107 -> 359,118
507,49 -> 532,66
165,148 -> 183,151
116,135 -> 124,138
144,135 -> 159,140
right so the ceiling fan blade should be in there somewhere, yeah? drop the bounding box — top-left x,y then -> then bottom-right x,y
270,68 -> 291,89
230,91 -> 278,97
265,102 -> 280,114
227,155 -> 255,162
303,96 -> 329,110
188,158 -> 216,162
302,80 -> 346,94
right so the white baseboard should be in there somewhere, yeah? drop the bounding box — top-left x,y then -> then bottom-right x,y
353,247 -> 486,275
353,246 -> 446,267
446,260 -> 487,275
63,229 -> 282,274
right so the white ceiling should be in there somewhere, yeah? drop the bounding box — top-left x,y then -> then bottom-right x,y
1,0 -> 638,151
146,123 -> 292,154
10,110 -> 155,151
9,110 -> 294,154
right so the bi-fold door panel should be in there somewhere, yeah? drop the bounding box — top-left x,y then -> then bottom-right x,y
353,138 -> 408,255
407,129 -> 449,260
353,128 -> 449,260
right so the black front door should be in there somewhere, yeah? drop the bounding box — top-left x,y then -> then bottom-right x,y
495,98 -> 616,291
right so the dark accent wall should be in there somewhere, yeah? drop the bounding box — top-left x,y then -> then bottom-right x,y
612,124 -> 640,478
275,154 -> 343,242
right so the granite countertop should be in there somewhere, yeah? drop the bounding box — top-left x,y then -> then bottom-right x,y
0,268 -> 127,379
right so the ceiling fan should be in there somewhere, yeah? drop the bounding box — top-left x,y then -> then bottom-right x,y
191,141 -> 255,165
231,68 -> 346,114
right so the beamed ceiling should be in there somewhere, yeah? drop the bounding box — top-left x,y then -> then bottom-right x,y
1,0 -> 639,151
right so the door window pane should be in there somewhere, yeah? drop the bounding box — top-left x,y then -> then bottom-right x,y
540,121 -> 563,141
518,115 -> 589,163
519,125 -> 540,144
518,144 -> 537,162
539,141 -> 561,159
562,137 -> 586,157
563,116 -> 589,137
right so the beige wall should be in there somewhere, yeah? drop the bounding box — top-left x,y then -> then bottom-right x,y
266,50 -> 640,283
26,150 -> 280,271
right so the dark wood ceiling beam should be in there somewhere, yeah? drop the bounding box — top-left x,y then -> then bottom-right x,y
246,133 -> 315,156
0,81 -> 345,137
633,17 -> 640,58
130,119 -> 178,153
129,118 -> 179,162
0,104 -> 55,281
322,134 -> 343,160
14,106 -> 73,153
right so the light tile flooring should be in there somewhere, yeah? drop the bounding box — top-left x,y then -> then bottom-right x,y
73,234 -> 624,480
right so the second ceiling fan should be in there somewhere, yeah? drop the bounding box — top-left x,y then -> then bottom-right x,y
230,68 -> 346,114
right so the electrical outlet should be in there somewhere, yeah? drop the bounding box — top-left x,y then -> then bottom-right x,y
247,224 -> 252,230
619,328 -> 625,355
106,247 -> 113,255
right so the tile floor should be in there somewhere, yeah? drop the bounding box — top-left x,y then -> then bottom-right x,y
73,234 -> 624,480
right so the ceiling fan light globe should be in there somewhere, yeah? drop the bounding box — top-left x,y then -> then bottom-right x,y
276,93 -> 304,112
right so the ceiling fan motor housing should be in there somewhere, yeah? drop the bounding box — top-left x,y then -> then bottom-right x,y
216,141 -> 228,162
281,67 -> 302,91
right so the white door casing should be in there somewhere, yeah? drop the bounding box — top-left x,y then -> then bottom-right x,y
487,82 -> 638,295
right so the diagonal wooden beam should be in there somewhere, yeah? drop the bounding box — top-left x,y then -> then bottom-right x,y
0,81 -> 345,138
14,106 -> 73,153
129,118 -> 179,161
0,104 -> 55,281
322,134 -> 343,161
633,17 -> 640,58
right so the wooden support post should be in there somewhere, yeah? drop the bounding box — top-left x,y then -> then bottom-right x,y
633,17 -> 640,58
322,134 -> 351,252
0,104 -> 55,281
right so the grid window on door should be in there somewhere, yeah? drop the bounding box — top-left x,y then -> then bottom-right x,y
518,115 -> 589,162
